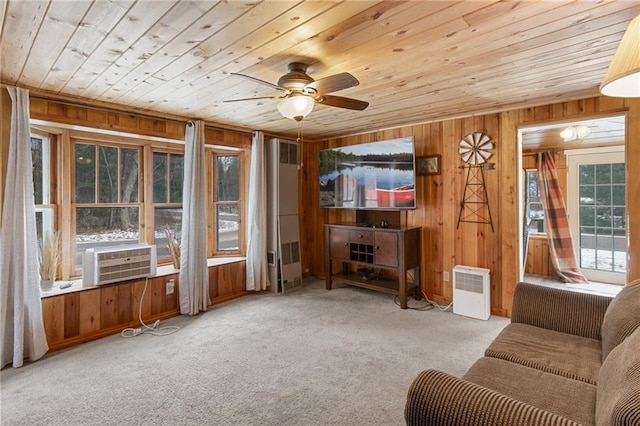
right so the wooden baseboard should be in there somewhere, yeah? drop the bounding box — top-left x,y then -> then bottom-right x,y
47,310 -> 180,352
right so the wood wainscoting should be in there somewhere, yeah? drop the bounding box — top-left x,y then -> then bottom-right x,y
42,260 -> 247,351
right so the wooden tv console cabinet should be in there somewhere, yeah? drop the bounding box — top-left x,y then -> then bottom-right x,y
325,223 -> 421,309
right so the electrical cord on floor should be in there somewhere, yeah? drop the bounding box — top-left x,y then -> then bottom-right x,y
421,290 -> 453,312
121,277 -> 180,338
393,295 -> 434,311
403,270 -> 454,312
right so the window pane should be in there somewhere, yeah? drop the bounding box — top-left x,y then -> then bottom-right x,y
612,207 -> 625,230
31,136 -> 43,204
596,207 -> 612,228
153,152 -> 168,203
579,164 -> 594,185
75,144 -> 96,203
612,185 -> 625,206
580,205 -> 595,227
75,207 -> 140,267
579,185 -> 594,204
525,171 -> 544,234
154,207 -> 182,259
217,204 -> 239,250
217,156 -> 239,201
169,154 -> 184,203
595,164 -> 611,184
35,208 -> 55,248
596,185 -> 611,205
612,163 -> 625,184
121,148 -> 139,203
99,146 -> 118,203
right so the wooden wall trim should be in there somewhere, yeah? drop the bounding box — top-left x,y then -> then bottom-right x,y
626,98 -> 640,281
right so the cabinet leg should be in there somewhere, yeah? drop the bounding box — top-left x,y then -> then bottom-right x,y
399,275 -> 407,309
413,267 -> 422,300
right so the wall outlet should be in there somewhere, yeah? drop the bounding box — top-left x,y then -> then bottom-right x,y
443,271 -> 450,282
166,279 -> 175,295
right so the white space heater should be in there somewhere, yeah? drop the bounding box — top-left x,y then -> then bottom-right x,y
83,244 -> 157,287
452,265 -> 491,320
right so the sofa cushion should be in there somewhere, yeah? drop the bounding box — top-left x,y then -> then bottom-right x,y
596,326 -> 640,426
485,323 -> 601,384
464,357 -> 597,425
601,281 -> 640,360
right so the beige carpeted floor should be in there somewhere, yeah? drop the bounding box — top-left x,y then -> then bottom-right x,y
1,277 -> 509,426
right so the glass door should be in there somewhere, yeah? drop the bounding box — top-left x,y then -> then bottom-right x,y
566,147 -> 626,284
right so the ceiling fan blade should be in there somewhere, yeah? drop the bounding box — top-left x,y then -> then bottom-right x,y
317,95 -> 369,111
230,73 -> 288,92
223,96 -> 280,103
305,72 -> 359,94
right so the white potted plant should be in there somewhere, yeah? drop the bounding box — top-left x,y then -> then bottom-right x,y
39,230 -> 60,291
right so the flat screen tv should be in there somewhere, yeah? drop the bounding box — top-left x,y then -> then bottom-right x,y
319,136 -> 415,209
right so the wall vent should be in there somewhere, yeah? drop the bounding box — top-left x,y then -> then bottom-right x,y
452,265 -> 491,320
83,244 -> 157,287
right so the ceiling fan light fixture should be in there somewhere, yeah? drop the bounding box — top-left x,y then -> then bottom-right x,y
600,14 -> 640,97
278,94 -> 315,121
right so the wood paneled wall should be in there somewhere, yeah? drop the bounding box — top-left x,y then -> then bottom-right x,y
29,97 -> 252,149
43,261 -> 247,351
300,96 -> 640,316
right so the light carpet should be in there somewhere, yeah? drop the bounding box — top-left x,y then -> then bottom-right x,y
1,278 -> 509,426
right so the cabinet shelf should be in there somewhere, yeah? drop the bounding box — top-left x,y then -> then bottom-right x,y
331,271 -> 418,296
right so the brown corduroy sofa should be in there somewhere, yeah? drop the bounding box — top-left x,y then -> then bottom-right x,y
405,281 -> 640,426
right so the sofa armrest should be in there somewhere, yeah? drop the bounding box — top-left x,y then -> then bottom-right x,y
511,282 -> 612,340
405,369 -> 580,426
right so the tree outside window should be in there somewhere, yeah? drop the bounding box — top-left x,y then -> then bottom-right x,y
525,170 -> 545,235
73,142 -> 141,269
214,155 -> 240,252
31,134 -> 54,244
152,151 -> 183,262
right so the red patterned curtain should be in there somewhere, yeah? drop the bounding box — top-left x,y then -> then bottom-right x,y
537,152 -> 588,283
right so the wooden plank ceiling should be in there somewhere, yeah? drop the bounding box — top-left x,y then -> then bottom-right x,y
1,0 -> 639,140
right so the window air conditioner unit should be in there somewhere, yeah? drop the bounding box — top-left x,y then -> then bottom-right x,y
452,265 -> 491,320
83,244 -> 157,287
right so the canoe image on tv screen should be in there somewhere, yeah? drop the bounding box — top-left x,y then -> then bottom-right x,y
319,136 -> 416,209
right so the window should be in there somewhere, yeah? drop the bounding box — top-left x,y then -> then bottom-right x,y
153,151 -> 183,261
31,133 -> 54,243
525,170 -> 545,235
73,141 -> 141,269
29,125 -> 246,279
213,154 -> 240,253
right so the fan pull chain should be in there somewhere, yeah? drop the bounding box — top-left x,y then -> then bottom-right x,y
297,120 -> 304,170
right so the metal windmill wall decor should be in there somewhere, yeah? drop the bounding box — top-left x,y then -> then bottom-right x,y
457,132 -> 495,231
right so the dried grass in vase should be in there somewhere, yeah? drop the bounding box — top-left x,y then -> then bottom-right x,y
39,230 -> 60,289
165,229 -> 181,269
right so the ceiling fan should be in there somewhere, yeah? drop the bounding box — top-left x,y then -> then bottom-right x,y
225,62 -> 369,121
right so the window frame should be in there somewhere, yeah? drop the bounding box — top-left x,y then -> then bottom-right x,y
566,146 -> 626,284
31,131 -> 57,251
71,138 -> 143,275
150,148 -> 184,265
30,125 -> 248,280
524,168 -> 546,236
208,150 -> 243,257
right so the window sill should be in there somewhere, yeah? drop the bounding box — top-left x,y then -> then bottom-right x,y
40,256 -> 246,299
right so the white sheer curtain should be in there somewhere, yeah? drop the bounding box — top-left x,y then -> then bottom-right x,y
246,131 -> 269,291
0,87 -> 49,368
179,120 -> 209,315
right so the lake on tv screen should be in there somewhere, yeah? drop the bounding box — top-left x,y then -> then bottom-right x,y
319,164 -> 415,208
320,165 -> 413,190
